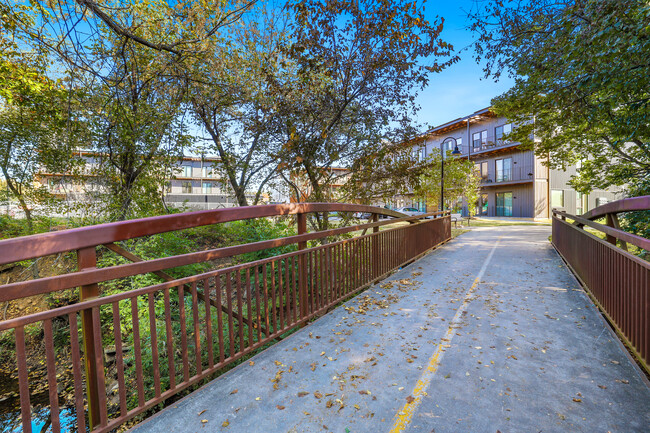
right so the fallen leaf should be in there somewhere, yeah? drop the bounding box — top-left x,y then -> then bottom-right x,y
222,420 -> 229,427
405,396 -> 415,404
198,409 -> 206,415
572,398 -> 582,403
598,385 -> 607,389
276,405 -> 285,410
249,361 -> 255,366
298,391 -> 309,397
201,419 -> 208,423
314,392 -> 323,399
230,389 -> 238,395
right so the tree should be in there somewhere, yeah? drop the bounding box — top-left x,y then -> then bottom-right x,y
4,0 -> 258,72
72,2 -> 195,221
271,0 -> 457,214
343,142 -> 423,205
0,6 -> 81,233
415,152 -> 481,214
469,0 -> 650,193
188,5 -> 286,207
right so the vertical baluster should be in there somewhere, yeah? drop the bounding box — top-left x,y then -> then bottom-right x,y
15,326 -> 32,433
282,257 -> 289,326
163,289 -> 176,390
216,276 -> 225,363
246,268 -> 253,348
91,307 -> 108,426
190,281 -> 202,376
236,271 -> 244,352
292,256 -> 298,323
307,251 -> 313,315
328,246 -> 333,305
43,319 -> 61,433
263,264 -> 270,340
271,262 -> 278,334
320,247 -> 326,308
177,286 -> 190,382
226,273 -> 235,357
148,293 -> 161,398
111,302 -> 128,415
204,278 -> 214,368
68,314 -> 87,433
130,297 -> 146,406
255,266 -> 262,342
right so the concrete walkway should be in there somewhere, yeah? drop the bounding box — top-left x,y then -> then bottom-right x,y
131,226 -> 650,433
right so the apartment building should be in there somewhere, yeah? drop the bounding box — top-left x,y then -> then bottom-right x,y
39,153 -> 253,212
411,107 -> 621,218
164,156 -> 257,209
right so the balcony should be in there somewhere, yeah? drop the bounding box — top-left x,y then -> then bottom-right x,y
480,165 -> 534,187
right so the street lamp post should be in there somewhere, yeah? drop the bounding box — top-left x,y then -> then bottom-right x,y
440,137 -> 462,212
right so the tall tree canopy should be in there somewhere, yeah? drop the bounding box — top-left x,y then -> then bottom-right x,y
470,0 -> 650,193
273,0 -> 457,206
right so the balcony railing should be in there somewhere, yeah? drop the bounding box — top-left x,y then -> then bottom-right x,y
480,165 -> 534,185
0,203 -> 451,433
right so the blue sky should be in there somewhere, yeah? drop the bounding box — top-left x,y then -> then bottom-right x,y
414,1 -> 515,129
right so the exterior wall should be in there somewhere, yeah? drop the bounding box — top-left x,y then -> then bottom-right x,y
39,155 -> 250,212
413,107 -> 620,219
548,166 -> 622,215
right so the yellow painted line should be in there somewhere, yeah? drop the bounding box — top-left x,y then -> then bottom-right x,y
389,237 -> 502,432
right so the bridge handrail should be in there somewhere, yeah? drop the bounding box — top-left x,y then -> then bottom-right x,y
0,207 -> 445,302
0,203 -> 412,266
551,196 -> 649,375
580,195 -> 650,221
0,202 -> 451,433
552,209 -> 650,252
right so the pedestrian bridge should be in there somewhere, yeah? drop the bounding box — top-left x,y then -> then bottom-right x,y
0,200 -> 648,432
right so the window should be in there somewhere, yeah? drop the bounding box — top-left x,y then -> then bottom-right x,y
472,131 -> 487,149
182,181 -> 192,194
496,192 -> 513,216
495,123 -> 512,145
551,190 -> 564,208
202,182 -> 212,194
596,197 -> 609,207
495,158 -> 512,182
165,182 -> 172,193
475,162 -> 489,179
479,193 -> 488,216
183,165 -> 192,178
202,167 -> 208,178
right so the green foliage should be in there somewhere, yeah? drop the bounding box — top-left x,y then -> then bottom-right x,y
415,152 -> 482,213
98,232 -> 210,295
620,175 -> 650,260
275,0 -> 457,204
470,0 -> 650,192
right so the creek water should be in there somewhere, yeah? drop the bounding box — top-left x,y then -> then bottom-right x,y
0,372 -> 78,433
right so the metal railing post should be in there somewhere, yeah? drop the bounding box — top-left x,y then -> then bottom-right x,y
297,213 -> 308,319
77,247 -> 101,428
372,214 -> 379,278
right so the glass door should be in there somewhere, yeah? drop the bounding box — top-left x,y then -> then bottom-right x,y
496,192 -> 513,216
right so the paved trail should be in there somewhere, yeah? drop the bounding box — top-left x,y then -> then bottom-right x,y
132,226 -> 650,433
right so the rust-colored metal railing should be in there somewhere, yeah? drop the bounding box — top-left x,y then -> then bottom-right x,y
0,203 -> 451,432
552,196 -> 649,373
